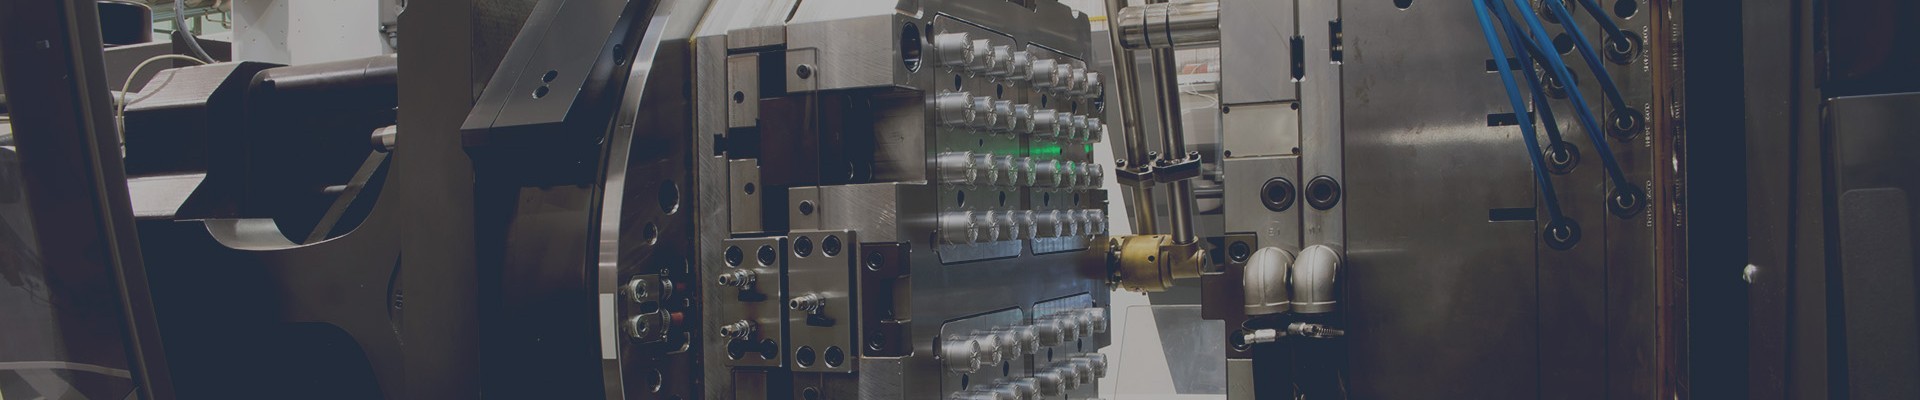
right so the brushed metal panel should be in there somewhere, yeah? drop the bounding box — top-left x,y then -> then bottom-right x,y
1220,0 -> 1298,105
1221,103 -> 1300,158
1340,1 -> 1540,398
727,53 -> 761,128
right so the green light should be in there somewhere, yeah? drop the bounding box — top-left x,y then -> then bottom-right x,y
1031,144 -> 1063,157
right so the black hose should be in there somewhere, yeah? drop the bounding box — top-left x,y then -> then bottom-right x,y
172,0 -> 217,63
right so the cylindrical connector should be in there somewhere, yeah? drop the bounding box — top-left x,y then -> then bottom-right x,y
718,320 -> 756,340
1082,163 -> 1105,189
940,211 -> 981,244
788,293 -> 824,313
1032,160 -> 1065,189
1083,72 -> 1103,99
1033,210 -> 1065,238
1074,353 -> 1110,378
937,151 -> 981,187
716,269 -> 757,290
970,96 -> 999,131
1054,363 -> 1084,389
1065,358 -> 1096,384
1031,371 -> 1067,396
968,39 -> 999,74
943,336 -> 984,373
1085,118 -> 1104,142
997,380 -> 1039,400
937,92 -> 976,127
1117,1 -> 1221,50
985,45 -> 1013,77
1027,59 -> 1058,89
1006,51 -> 1033,80
993,155 -> 1018,188
974,211 -> 1003,243
973,153 -> 1001,187
989,100 -> 1017,133
1075,209 -> 1105,234
997,211 -> 1025,241
1049,64 -> 1074,94
1010,104 -> 1034,133
1012,210 -> 1039,241
973,331 -> 1004,366
1081,308 -> 1109,333
1027,109 -> 1062,138
1057,161 -> 1082,189
935,32 -> 974,69
991,325 -> 1039,359
1010,157 -> 1037,187
1067,68 -> 1089,95
1067,114 -> 1089,142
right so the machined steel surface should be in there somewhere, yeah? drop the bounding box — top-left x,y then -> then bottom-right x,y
694,1 -> 1112,398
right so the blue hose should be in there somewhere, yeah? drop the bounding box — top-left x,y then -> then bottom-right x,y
1541,0 -> 1631,112
1470,0 -> 1566,221
1499,0 -> 1633,190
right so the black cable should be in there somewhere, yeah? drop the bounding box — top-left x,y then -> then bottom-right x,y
173,0 -> 217,63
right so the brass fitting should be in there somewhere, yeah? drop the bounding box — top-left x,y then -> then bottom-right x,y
1107,234 -> 1209,292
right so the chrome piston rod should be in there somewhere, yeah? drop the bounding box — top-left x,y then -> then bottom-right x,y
1116,1 -> 1221,51
1104,0 -> 1159,235
1107,0 -> 1206,244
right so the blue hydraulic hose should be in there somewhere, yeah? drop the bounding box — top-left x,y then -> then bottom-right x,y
1470,0 -> 1566,221
1500,0 -> 1632,189
1540,0 -> 1631,112
1484,1 -> 1569,147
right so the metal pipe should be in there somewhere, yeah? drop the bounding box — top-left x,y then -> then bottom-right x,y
1103,0 -> 1158,235
1147,22 -> 1197,244
1116,1 -> 1221,50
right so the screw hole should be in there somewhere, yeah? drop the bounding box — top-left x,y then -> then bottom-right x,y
1613,0 -> 1638,19
757,245 -> 777,266
900,22 -> 924,72
1393,0 -> 1413,9
825,346 -> 846,367
823,235 -> 843,257
725,246 -> 744,267
794,236 -> 814,258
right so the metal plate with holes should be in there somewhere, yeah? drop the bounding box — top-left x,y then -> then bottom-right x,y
729,159 -> 765,234
1223,156 -> 1300,249
787,230 -> 860,372
715,237 -> 788,368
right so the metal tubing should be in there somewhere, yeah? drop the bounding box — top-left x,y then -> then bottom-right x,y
1116,1 -> 1221,50
1148,28 -> 1197,244
1104,0 -> 1159,235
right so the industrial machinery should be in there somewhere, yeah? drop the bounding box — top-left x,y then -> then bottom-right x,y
1,0 -> 1913,399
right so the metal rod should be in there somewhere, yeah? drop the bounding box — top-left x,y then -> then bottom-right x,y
1104,0 -> 1159,235
1116,1 -> 1221,50
1145,0 -> 1197,245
